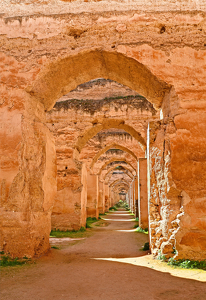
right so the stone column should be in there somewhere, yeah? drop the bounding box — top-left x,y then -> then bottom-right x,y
134,176 -> 139,219
87,173 -> 99,219
98,179 -> 104,214
0,96 -> 57,258
129,184 -> 133,211
51,157 -> 83,231
104,183 -> 109,212
139,159 -> 148,229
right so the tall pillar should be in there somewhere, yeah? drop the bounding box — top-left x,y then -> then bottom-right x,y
51,156 -> 84,231
110,188 -> 114,207
131,180 -> 135,214
104,183 -> 109,212
139,159 -> 148,229
134,176 -> 139,219
87,173 -> 99,219
129,184 -> 133,211
98,180 -> 104,214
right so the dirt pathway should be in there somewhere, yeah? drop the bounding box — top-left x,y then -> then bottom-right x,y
1,210 -> 206,300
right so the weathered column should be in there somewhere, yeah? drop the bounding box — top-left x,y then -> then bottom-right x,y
129,184 -> 133,211
104,183 -> 109,212
132,181 -> 135,213
80,164 -> 87,228
98,179 -> 104,214
139,159 -> 148,229
110,188 -> 114,207
87,173 -> 99,219
0,95 -> 57,258
51,157 -> 85,231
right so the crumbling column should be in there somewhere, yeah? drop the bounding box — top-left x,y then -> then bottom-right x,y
0,96 -> 57,258
104,183 -> 109,212
51,157 -> 85,231
139,159 -> 148,229
87,173 -> 99,219
98,179 -> 104,214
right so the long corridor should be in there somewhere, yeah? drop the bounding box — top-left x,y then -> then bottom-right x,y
1,210 -> 206,300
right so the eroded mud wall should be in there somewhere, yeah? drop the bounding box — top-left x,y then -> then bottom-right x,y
1,1 -> 206,257
139,159 -> 148,229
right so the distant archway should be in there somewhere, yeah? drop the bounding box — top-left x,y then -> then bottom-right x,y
103,165 -> 135,180
107,170 -> 133,182
98,157 -> 136,175
110,179 -> 130,189
91,143 -> 138,168
75,119 -> 146,153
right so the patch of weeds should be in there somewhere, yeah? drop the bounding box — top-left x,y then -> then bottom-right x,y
86,217 -> 98,228
0,255 -> 28,267
123,203 -> 130,210
168,258 -> 206,271
157,250 -> 166,261
51,246 -> 60,250
135,227 -> 148,234
142,242 -> 150,251
0,251 -> 5,255
109,206 -> 117,211
133,218 -> 139,228
50,227 -> 87,238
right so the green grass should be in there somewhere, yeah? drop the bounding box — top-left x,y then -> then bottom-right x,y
157,251 -> 166,261
135,227 -> 148,234
109,206 -> 118,211
168,258 -> 206,271
0,255 -> 28,267
86,217 -> 98,228
142,242 -> 150,251
133,217 -> 139,228
51,246 -> 60,250
50,227 -> 87,238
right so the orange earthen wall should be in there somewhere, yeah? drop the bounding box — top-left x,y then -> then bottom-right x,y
0,4 -> 206,258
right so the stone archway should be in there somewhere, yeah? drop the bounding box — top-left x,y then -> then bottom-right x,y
1,49 -> 176,258
91,143 -> 138,169
75,119 -> 146,154
104,166 -> 134,182
98,158 -> 137,175
29,50 -> 170,111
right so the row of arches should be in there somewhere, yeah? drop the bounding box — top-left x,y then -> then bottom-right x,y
2,48 -> 202,262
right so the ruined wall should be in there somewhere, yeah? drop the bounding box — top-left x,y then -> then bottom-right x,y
138,159 -> 148,229
46,91 -> 153,230
149,117 -> 206,260
0,1 -> 206,258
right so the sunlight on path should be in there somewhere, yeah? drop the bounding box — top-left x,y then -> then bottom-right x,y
101,218 -> 135,222
93,255 -> 206,282
116,229 -> 137,232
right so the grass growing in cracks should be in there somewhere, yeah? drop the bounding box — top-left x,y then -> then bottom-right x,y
0,253 -> 30,267
50,227 -> 86,238
168,258 -> 206,271
51,246 -> 60,250
109,206 -> 118,211
135,227 -> 148,234
86,217 -> 99,228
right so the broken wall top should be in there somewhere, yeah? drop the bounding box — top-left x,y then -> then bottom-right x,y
1,0 -> 206,18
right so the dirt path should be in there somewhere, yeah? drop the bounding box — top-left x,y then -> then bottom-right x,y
1,209 -> 206,300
